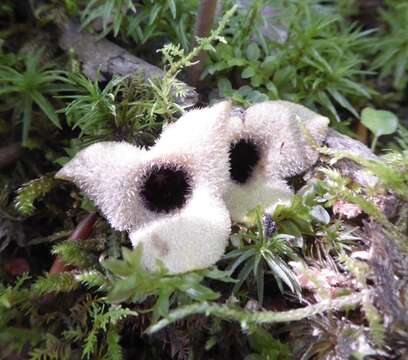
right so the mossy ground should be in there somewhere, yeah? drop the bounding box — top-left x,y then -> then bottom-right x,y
0,1 -> 407,359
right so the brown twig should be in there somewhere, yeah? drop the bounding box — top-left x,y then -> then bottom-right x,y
187,0 -> 219,88
49,212 -> 98,274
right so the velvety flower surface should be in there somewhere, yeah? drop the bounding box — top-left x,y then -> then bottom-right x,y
56,102 -> 232,274
225,100 -> 329,221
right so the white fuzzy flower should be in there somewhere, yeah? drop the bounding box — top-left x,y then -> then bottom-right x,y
56,101 -> 232,274
225,100 -> 329,222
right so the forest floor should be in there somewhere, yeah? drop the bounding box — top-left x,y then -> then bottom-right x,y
0,1 -> 407,359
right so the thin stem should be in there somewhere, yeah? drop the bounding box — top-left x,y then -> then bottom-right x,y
147,290 -> 370,333
370,136 -> 378,152
187,0 -> 219,88
167,5 -> 237,79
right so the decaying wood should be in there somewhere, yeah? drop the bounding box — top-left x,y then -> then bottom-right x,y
59,22 -> 198,107
323,129 -> 404,220
365,221 -> 408,329
324,129 -> 378,188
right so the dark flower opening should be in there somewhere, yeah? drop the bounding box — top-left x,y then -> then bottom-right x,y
229,138 -> 261,184
140,164 -> 192,213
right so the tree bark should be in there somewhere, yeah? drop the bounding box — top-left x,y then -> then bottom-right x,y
59,22 -> 198,107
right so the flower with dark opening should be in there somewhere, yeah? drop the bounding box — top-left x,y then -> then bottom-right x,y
56,101 -> 232,274
225,100 -> 329,221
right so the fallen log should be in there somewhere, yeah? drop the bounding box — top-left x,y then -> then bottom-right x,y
323,129 -> 403,221
324,129 -> 378,188
59,22 -> 198,107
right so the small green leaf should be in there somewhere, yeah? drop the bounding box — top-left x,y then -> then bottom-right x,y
149,3 -> 162,25
227,58 -> 246,67
279,220 -> 302,237
218,78 -> 232,95
262,55 -> 278,72
241,66 -> 256,79
361,107 -> 399,138
327,87 -> 358,118
251,75 -> 263,87
310,205 -> 331,224
168,0 -> 177,18
246,43 -> 261,61
32,91 -> 61,129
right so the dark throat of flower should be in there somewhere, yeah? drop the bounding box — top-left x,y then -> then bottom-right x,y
140,164 -> 193,213
229,138 -> 261,184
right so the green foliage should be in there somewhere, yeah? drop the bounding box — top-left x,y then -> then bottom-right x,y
126,0 -> 197,49
14,175 -> 55,215
66,3 -> 235,149
105,327 -> 123,360
81,0 -> 136,38
52,240 -> 96,268
148,290 -> 369,334
361,107 -> 399,151
28,334 -> 72,360
0,51 -> 68,145
76,270 -> 109,291
341,255 -> 385,347
273,196 -> 320,237
1,1 -> 408,358
0,274 -> 135,359
158,5 -> 237,80
32,273 -> 80,295
103,245 -> 234,322
0,274 -> 30,309
372,2 -> 408,90
63,7 -> 237,143
80,0 -> 197,49
309,220 -> 359,270
63,0 -> 80,14
323,147 -> 408,203
316,166 -> 408,253
226,208 -> 301,303
247,327 -> 291,360
63,73 -> 131,138
394,125 -> 408,151
82,302 -> 136,360
207,0 -> 373,120
60,71 -> 183,156
363,298 -> 385,347
0,1 -> 13,18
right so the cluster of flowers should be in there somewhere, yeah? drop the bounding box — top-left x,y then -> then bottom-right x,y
56,101 -> 329,274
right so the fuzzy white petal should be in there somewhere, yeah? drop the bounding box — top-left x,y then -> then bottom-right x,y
224,101 -> 328,221
129,187 -> 231,274
152,101 -> 232,196
224,176 -> 293,222
243,100 -> 329,178
55,142 -> 149,231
